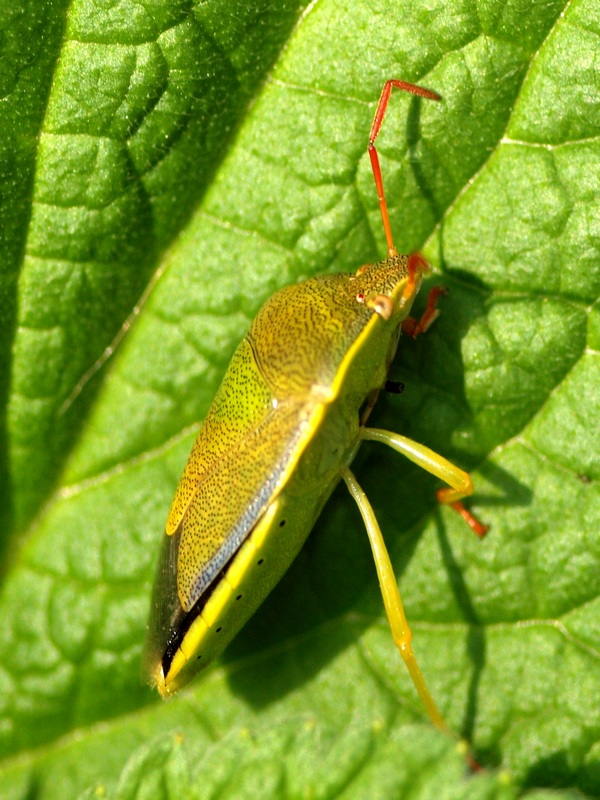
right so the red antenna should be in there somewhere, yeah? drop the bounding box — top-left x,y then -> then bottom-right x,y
368,80 -> 441,257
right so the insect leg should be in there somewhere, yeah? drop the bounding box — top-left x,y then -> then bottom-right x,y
342,467 -> 449,732
359,381 -> 404,429
402,282 -> 447,337
360,428 -> 488,538
369,81 -> 441,258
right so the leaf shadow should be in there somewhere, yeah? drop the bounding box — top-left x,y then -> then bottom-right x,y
432,512 -> 485,746
476,458 -> 534,510
406,95 -> 443,221
525,751 -> 580,792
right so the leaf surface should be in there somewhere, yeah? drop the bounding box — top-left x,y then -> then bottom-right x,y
0,0 -> 598,797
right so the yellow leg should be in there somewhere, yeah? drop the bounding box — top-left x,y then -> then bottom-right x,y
342,467 -> 449,732
360,428 -> 488,537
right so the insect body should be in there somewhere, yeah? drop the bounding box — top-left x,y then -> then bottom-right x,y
145,81 -> 486,731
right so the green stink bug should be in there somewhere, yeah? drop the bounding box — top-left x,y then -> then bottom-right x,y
145,81 -> 487,732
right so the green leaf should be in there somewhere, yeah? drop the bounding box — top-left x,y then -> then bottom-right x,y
0,0 -> 598,798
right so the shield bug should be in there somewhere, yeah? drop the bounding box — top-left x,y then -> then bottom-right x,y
145,80 -> 487,733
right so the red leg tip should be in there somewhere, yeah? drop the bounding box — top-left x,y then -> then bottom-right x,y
449,502 -> 489,539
